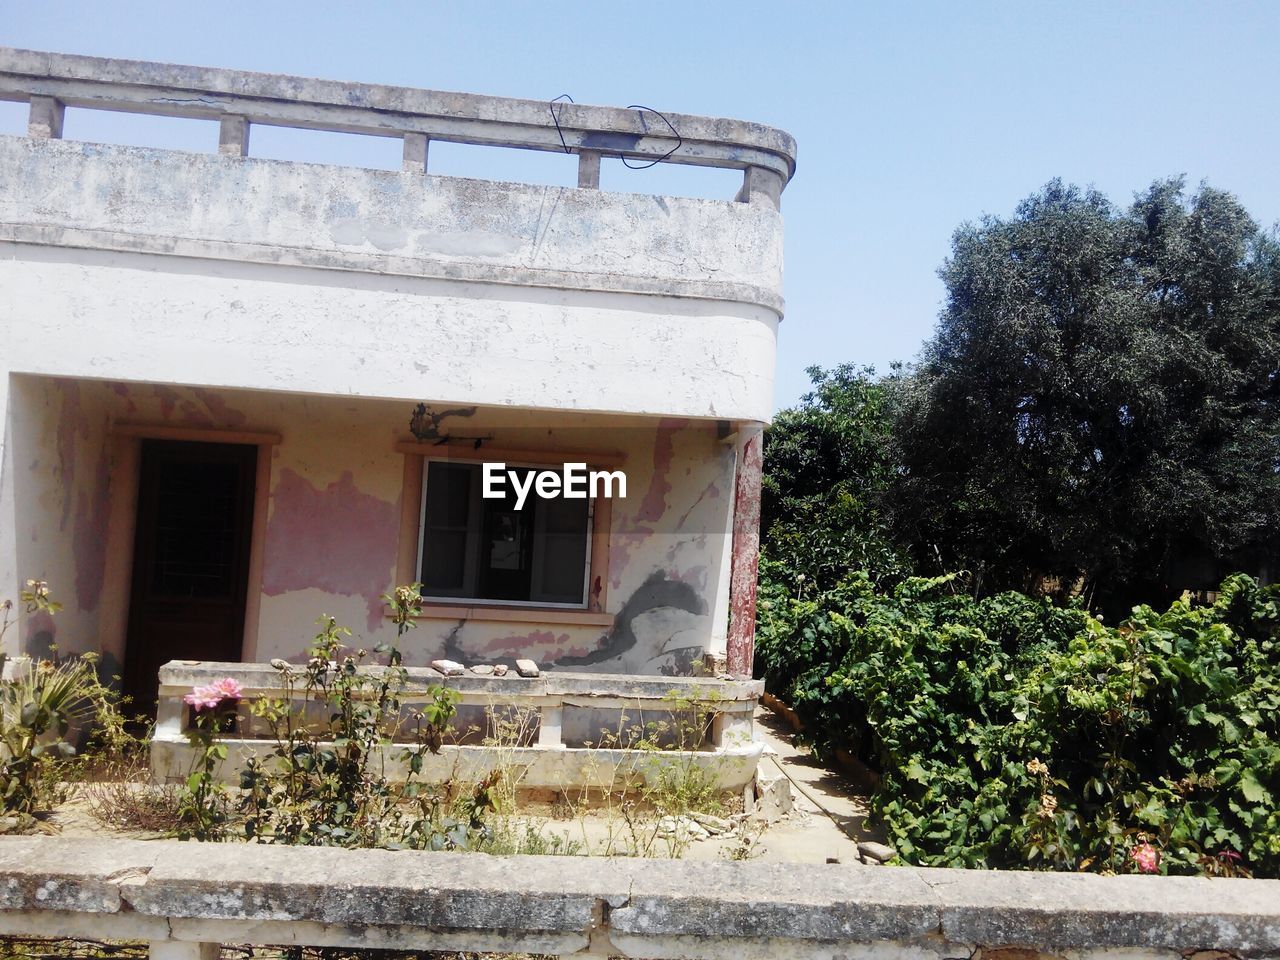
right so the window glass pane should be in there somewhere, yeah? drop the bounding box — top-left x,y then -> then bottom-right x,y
423,529 -> 468,590
421,463 -> 474,594
425,463 -> 473,527
479,468 -> 535,600
533,496 -> 589,603
419,460 -> 591,606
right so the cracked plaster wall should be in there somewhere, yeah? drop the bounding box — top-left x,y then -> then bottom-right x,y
0,130 -> 773,677
3,379 -> 734,676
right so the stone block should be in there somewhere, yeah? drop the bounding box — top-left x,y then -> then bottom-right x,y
751,771 -> 793,823
0,838 -> 1277,956
858,841 -> 897,863
0,838 -> 158,913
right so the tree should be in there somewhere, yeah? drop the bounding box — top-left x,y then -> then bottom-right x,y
761,364 -> 905,593
889,178 -> 1280,615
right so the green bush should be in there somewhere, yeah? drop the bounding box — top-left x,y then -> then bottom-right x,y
0,581 -> 127,819
756,567 -> 1279,876
175,585 -> 483,849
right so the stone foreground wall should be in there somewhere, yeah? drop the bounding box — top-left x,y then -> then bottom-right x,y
0,837 -> 1277,959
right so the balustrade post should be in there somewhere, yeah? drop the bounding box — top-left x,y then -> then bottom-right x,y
577,149 -> 602,188
154,689 -> 185,740
218,116 -> 250,157
27,96 -> 64,138
538,702 -> 565,747
712,707 -> 753,747
737,165 -> 784,209
403,131 -> 429,173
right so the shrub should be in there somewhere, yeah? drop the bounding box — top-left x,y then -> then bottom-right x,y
234,586 -> 475,850
83,756 -> 183,834
756,567 -> 1279,876
0,581 -> 126,818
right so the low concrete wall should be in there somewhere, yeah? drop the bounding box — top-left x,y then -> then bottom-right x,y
152,661 -> 764,793
0,837 -> 1277,959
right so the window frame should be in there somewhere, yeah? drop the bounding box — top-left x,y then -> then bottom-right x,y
395,444 -> 619,620
416,457 -> 595,610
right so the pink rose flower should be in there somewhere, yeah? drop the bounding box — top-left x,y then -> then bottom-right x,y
183,686 -> 218,711
183,677 -> 243,712
209,677 -> 243,700
1130,842 -> 1160,874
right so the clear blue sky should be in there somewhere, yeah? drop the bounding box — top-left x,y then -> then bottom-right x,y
3,1 -> 1277,410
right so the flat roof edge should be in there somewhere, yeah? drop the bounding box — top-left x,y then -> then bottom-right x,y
0,46 -> 797,179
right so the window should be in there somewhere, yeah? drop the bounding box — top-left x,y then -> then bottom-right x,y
418,461 -> 593,607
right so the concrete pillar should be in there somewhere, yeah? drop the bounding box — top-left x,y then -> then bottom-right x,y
150,942 -> 220,960
577,150 -> 601,189
712,708 -> 753,748
726,426 -> 763,677
218,116 -> 250,157
403,132 -> 429,173
538,703 -> 565,747
0,372 -> 16,654
28,96 -> 64,139
154,688 -> 186,741
737,165 -> 783,210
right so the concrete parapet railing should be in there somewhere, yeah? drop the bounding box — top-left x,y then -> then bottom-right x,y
0,47 -> 795,206
0,837 -> 1278,959
151,660 -> 764,793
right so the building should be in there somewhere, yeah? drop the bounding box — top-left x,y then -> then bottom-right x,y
0,48 -> 794,715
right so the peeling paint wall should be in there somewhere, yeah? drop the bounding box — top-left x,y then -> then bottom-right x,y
261,468 -> 399,634
0,126 -> 776,677
4,378 -> 735,676
6,377 -> 114,660
0,134 -> 782,423
416,414 -> 736,676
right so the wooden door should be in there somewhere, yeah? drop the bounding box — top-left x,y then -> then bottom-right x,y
122,440 -> 257,719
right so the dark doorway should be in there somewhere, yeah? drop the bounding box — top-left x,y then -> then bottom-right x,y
123,440 -> 257,719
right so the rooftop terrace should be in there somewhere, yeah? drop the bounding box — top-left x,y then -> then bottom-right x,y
0,49 -> 791,421
0,47 -> 796,205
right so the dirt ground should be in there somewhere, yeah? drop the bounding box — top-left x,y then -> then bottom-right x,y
34,706 -> 884,865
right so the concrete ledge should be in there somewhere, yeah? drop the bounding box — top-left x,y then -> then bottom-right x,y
0,839 -> 1277,957
0,47 -> 796,181
0,136 -> 785,315
150,738 -> 765,791
158,660 -> 764,701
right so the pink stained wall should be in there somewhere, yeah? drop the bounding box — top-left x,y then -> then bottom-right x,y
8,378 -> 737,678
7,376 -> 115,664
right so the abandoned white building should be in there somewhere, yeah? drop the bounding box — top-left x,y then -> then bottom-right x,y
0,48 -> 794,773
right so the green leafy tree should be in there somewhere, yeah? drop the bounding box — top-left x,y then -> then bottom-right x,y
761,364 -> 906,595
890,178 -> 1280,615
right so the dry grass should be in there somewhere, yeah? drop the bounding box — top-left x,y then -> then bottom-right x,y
81,757 -> 183,834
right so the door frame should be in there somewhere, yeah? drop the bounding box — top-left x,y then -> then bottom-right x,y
101,423 -> 278,675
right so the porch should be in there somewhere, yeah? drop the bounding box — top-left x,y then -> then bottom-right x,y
6,374 -> 758,718
1,47 -> 783,723
150,660 -> 764,793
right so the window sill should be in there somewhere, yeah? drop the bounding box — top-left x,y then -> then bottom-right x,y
394,604 -> 615,629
